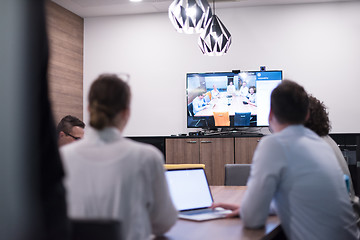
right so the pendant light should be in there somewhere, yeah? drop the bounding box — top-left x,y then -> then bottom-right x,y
198,0 -> 231,56
168,0 -> 212,34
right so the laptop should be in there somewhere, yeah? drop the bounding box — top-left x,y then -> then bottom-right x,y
165,168 -> 232,221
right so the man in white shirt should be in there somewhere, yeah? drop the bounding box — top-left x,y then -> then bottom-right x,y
227,82 -> 236,95
192,93 -> 208,114
211,84 -> 220,99
239,81 -> 249,97
213,80 -> 359,240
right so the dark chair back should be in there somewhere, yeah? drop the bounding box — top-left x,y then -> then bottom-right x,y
188,102 -> 194,116
71,219 -> 121,240
225,164 -> 251,186
234,112 -> 251,126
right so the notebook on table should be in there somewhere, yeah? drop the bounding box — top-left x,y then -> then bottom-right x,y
165,168 -> 232,221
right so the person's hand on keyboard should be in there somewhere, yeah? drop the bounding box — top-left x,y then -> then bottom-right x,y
211,203 -> 240,218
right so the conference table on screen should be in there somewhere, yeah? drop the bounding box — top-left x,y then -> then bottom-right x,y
154,186 -> 281,240
194,94 -> 257,117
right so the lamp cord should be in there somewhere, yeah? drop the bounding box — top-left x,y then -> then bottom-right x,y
213,0 -> 215,15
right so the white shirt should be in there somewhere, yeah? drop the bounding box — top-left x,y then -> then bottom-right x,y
241,125 -> 359,240
192,96 -> 206,114
60,127 -> 177,240
211,89 -> 220,98
239,86 -> 248,97
227,85 -> 236,94
247,92 -> 256,104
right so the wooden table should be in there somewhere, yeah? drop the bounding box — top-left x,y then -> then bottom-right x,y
155,186 -> 281,240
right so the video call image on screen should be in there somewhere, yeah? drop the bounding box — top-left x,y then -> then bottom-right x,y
186,71 -> 282,128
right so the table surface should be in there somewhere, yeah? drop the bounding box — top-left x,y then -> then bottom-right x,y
195,95 -> 257,117
155,186 -> 281,240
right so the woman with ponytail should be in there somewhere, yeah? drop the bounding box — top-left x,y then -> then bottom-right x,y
60,74 -> 177,240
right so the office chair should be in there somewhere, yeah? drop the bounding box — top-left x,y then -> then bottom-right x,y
164,164 -> 205,170
213,112 -> 230,126
188,102 -> 194,117
188,102 -> 207,127
234,112 -> 251,126
71,219 -> 121,240
224,164 -> 251,186
205,91 -> 212,101
194,118 -> 209,128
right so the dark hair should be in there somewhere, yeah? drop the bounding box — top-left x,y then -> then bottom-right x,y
56,115 -> 85,136
271,80 -> 309,124
88,74 -> 131,130
304,95 -> 331,136
249,86 -> 256,93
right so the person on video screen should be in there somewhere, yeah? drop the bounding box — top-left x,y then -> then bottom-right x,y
239,81 -> 249,97
192,92 -> 208,114
246,86 -> 256,105
211,84 -> 220,99
227,82 -> 236,95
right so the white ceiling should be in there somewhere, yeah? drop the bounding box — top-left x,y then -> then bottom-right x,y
52,0 -> 357,17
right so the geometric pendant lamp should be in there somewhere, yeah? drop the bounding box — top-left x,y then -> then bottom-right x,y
168,0 -> 212,34
198,14 -> 232,56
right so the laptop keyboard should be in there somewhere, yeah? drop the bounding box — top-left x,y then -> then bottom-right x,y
181,208 -> 220,216
179,207 -> 232,221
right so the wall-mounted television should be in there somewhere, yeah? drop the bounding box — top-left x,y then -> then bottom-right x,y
186,70 -> 282,129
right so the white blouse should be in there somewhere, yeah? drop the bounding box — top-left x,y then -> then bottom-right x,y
60,127 -> 177,240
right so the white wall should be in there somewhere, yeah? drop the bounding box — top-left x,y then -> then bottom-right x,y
84,1 -> 360,136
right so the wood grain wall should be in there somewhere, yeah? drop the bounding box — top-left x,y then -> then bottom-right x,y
45,1 -> 84,124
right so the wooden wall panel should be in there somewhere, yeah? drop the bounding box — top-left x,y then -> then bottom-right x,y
45,1 -> 84,125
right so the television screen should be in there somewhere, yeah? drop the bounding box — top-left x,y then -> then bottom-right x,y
186,70 -> 282,129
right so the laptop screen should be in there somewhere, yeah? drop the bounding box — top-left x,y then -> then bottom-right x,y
165,168 -> 213,211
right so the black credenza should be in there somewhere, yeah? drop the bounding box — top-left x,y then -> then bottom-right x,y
330,134 -> 360,196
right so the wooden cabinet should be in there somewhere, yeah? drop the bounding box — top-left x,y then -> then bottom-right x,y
199,138 -> 234,185
166,138 -> 234,185
234,137 -> 261,164
165,136 -> 262,185
165,138 -> 199,164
